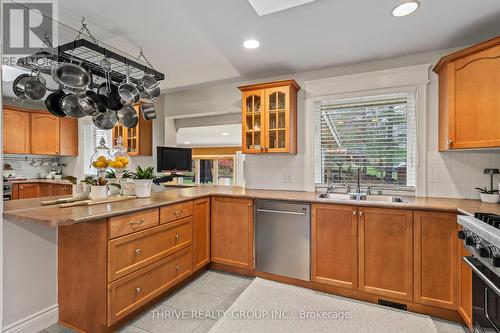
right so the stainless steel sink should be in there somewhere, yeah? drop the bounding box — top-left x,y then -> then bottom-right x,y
317,193 -> 405,203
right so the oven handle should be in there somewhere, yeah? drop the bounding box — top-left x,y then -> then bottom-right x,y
463,256 -> 500,296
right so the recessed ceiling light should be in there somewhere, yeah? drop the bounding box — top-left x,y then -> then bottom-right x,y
243,39 -> 260,49
183,141 -> 191,145
221,132 -> 230,136
392,1 -> 420,17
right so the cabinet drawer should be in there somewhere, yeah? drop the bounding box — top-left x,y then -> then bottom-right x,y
160,201 -> 193,224
107,247 -> 192,325
108,209 -> 159,239
108,217 -> 192,281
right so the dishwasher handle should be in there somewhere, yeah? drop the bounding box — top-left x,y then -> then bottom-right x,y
256,208 -> 307,216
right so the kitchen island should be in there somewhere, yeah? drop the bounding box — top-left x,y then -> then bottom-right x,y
4,186 -> 500,332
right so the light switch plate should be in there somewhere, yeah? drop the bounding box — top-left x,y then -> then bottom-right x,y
247,0 -> 315,16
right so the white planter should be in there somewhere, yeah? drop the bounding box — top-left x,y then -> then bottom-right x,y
89,185 -> 108,201
480,193 -> 500,203
73,182 -> 90,198
134,179 -> 153,198
107,178 -> 120,196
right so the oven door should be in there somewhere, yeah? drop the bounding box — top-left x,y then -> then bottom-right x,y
464,257 -> 500,333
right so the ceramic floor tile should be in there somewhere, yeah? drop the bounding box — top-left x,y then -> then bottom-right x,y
151,318 -> 204,333
192,319 -> 217,333
116,325 -> 150,333
43,324 -> 77,333
162,288 -> 202,309
129,305 -> 177,331
180,291 -> 225,312
432,318 -> 467,333
202,276 -> 250,298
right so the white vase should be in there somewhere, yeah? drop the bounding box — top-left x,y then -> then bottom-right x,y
134,179 -> 153,198
89,185 -> 108,201
107,178 -> 120,196
480,193 -> 500,203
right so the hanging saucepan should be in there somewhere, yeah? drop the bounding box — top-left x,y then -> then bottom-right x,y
13,73 -> 47,100
98,82 -> 122,111
93,109 -> 118,130
51,62 -> 91,92
118,65 -> 140,105
140,103 -> 156,120
137,73 -> 160,98
77,91 -> 107,116
117,104 -> 139,128
45,91 -> 67,117
59,94 -> 86,118
37,65 -> 60,92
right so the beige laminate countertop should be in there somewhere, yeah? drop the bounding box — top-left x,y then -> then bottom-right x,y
7,178 -> 73,185
3,186 -> 500,227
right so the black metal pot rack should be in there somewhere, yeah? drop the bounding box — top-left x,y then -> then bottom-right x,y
17,38 -> 165,85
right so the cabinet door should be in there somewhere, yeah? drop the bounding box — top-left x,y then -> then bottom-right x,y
458,232 -> 473,330
31,113 -> 60,155
211,197 -> 253,269
3,108 -> 30,154
59,117 -> 78,156
450,44 -> 500,149
265,86 -> 290,153
193,197 -> 210,271
242,90 -> 264,154
52,184 -> 72,196
18,183 -> 39,199
312,204 -> 357,289
358,207 -> 413,301
414,211 -> 458,309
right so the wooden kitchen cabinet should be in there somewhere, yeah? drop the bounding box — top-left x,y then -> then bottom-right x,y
31,112 -> 60,155
238,80 -> 299,154
51,184 -> 73,196
458,232 -> 473,330
59,117 -> 78,156
211,196 -> 253,269
12,183 -> 40,200
312,204 -> 358,289
414,211 -> 458,309
358,207 -> 413,301
434,36 -> 500,150
112,105 -> 152,156
3,107 -> 31,154
193,197 -> 210,271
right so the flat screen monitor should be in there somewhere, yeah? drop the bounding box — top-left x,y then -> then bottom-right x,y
157,147 -> 192,172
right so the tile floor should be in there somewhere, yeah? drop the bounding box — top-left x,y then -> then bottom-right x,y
41,270 -> 468,333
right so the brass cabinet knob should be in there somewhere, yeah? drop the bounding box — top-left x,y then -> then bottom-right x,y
175,265 -> 180,272
173,209 -> 184,217
353,211 -> 357,216
135,249 -> 142,255
135,287 -> 141,293
359,211 -> 364,217
175,233 -> 180,241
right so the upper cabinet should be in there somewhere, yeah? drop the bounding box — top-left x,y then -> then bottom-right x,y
434,36 -> 500,151
2,106 -> 78,156
238,80 -> 300,154
112,105 -> 152,156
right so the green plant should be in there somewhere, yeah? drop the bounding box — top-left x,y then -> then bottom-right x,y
64,176 -> 77,185
132,166 -> 155,180
105,169 -> 132,179
81,176 -> 108,186
475,187 -> 499,195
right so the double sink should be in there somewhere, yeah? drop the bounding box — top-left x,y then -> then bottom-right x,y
317,193 -> 405,203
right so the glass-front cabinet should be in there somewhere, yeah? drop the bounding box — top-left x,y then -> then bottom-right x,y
239,80 -> 300,154
112,104 -> 152,156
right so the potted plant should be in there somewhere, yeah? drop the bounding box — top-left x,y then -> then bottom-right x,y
475,187 -> 500,203
105,170 -> 132,196
82,176 -> 110,200
131,166 -> 155,198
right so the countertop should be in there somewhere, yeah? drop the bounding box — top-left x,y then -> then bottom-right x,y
7,178 -> 73,185
3,186 -> 500,227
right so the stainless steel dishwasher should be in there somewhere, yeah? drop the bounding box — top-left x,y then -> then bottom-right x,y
255,200 -> 310,281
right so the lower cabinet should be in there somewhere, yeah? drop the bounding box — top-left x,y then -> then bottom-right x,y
312,204 -> 358,289
414,211 -> 458,309
193,197 -> 210,271
12,183 -> 39,199
358,207 -> 414,301
211,196 -> 254,269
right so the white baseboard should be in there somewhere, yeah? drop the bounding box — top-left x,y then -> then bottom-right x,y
2,304 -> 58,333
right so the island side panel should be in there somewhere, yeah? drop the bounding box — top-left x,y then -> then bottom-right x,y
58,219 -> 108,333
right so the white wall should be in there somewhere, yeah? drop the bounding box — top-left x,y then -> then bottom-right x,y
165,47 -> 500,198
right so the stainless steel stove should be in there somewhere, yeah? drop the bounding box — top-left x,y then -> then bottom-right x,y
458,213 -> 500,333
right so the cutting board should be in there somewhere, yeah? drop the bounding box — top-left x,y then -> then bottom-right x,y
42,196 -> 88,206
59,196 -> 136,208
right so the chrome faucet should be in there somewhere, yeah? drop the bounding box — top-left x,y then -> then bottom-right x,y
355,167 -> 361,194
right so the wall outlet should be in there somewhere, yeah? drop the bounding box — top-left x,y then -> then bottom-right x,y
283,174 -> 293,183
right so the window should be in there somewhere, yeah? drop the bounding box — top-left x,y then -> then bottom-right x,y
83,120 -> 112,175
314,92 -> 416,188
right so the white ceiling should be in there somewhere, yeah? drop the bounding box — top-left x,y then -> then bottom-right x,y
47,0 -> 500,90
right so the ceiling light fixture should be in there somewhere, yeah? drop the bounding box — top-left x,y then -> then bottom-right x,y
392,1 -> 420,17
221,132 -> 230,136
243,39 -> 260,49
183,141 -> 191,145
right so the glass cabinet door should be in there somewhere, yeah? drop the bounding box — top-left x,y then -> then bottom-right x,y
242,90 -> 264,153
265,87 -> 289,152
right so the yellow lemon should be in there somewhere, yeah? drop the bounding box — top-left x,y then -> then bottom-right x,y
114,161 -> 124,168
97,155 -> 106,161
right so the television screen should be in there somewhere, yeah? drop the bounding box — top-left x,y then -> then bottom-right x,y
157,147 -> 192,172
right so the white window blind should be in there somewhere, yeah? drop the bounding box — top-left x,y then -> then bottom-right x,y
314,92 -> 416,188
82,120 -> 112,175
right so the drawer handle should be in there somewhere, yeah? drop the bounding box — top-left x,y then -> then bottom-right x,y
173,209 -> 184,217
129,219 -> 145,228
135,249 -> 142,255
175,265 -> 180,272
135,287 -> 141,294
175,233 -> 180,242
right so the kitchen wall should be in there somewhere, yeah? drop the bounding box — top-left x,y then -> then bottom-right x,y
165,47 -> 500,198
3,155 -> 61,179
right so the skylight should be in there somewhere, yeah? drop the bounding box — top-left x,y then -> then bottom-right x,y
248,0 -> 315,16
